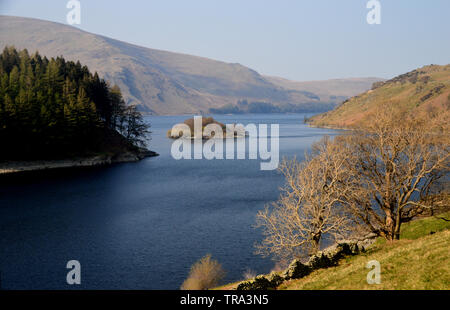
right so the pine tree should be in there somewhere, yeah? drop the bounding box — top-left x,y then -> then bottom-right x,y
0,46 -> 150,159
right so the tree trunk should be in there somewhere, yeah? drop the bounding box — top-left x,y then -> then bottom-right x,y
384,210 -> 396,241
310,233 -> 321,255
394,218 -> 402,240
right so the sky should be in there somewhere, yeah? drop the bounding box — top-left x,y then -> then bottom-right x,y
1,0 -> 449,81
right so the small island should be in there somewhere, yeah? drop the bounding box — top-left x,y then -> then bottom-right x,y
167,116 -> 246,140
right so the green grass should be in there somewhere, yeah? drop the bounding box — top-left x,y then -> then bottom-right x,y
400,214 -> 450,239
216,213 -> 450,290
279,212 -> 450,290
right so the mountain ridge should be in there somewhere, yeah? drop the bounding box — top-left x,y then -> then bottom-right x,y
0,15 -> 383,115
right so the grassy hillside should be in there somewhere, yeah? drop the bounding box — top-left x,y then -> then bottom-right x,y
280,213 -> 450,290
216,212 -> 450,290
0,16 -> 381,115
308,64 -> 450,128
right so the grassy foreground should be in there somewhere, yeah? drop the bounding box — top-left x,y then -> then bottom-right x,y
280,212 -> 450,290
218,212 -> 450,290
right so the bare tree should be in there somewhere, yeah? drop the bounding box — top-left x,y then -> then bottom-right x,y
256,107 -> 449,263
255,138 -> 354,262
256,107 -> 449,264
337,108 -> 449,241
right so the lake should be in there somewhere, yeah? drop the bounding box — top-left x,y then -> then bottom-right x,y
0,114 -> 338,289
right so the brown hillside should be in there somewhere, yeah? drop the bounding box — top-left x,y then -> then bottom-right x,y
309,64 -> 450,128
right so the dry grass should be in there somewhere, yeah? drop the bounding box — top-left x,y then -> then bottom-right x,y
181,254 -> 226,290
309,64 -> 450,129
242,268 -> 257,280
215,213 -> 450,290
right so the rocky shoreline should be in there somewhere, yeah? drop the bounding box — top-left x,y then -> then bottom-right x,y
0,148 -> 159,175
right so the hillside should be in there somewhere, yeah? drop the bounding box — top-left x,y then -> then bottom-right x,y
308,64 -> 450,128
265,76 -> 383,105
280,212 -> 450,290
217,211 -> 450,290
0,16 -> 382,115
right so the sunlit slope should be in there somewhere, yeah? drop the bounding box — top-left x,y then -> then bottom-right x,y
309,64 -> 450,128
280,213 -> 450,290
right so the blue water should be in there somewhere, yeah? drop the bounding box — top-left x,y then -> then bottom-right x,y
0,114 -> 338,289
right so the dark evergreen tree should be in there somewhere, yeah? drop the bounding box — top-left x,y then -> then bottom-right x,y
0,46 -> 150,160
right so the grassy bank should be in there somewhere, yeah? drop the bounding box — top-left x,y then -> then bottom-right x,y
281,212 -> 450,290
219,212 -> 450,290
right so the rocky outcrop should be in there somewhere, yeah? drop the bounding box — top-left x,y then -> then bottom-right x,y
167,117 -> 247,140
281,260 -> 311,281
237,235 -> 377,290
236,273 -> 284,290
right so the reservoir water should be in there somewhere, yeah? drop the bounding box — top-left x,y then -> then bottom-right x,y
0,114 -> 338,289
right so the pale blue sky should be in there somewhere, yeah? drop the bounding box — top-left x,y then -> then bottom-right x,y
1,0 -> 449,81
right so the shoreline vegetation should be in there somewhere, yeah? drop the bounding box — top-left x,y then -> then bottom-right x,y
185,66 -> 449,290
0,46 -> 157,175
204,95 -> 449,291
215,209 -> 450,290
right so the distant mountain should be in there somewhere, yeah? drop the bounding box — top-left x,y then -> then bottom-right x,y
264,76 -> 383,103
0,15 -> 383,115
308,64 -> 450,128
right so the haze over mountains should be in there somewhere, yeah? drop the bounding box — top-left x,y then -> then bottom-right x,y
0,15 -> 383,115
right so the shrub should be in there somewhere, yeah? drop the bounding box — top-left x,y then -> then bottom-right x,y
242,268 -> 257,280
180,254 -> 226,290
